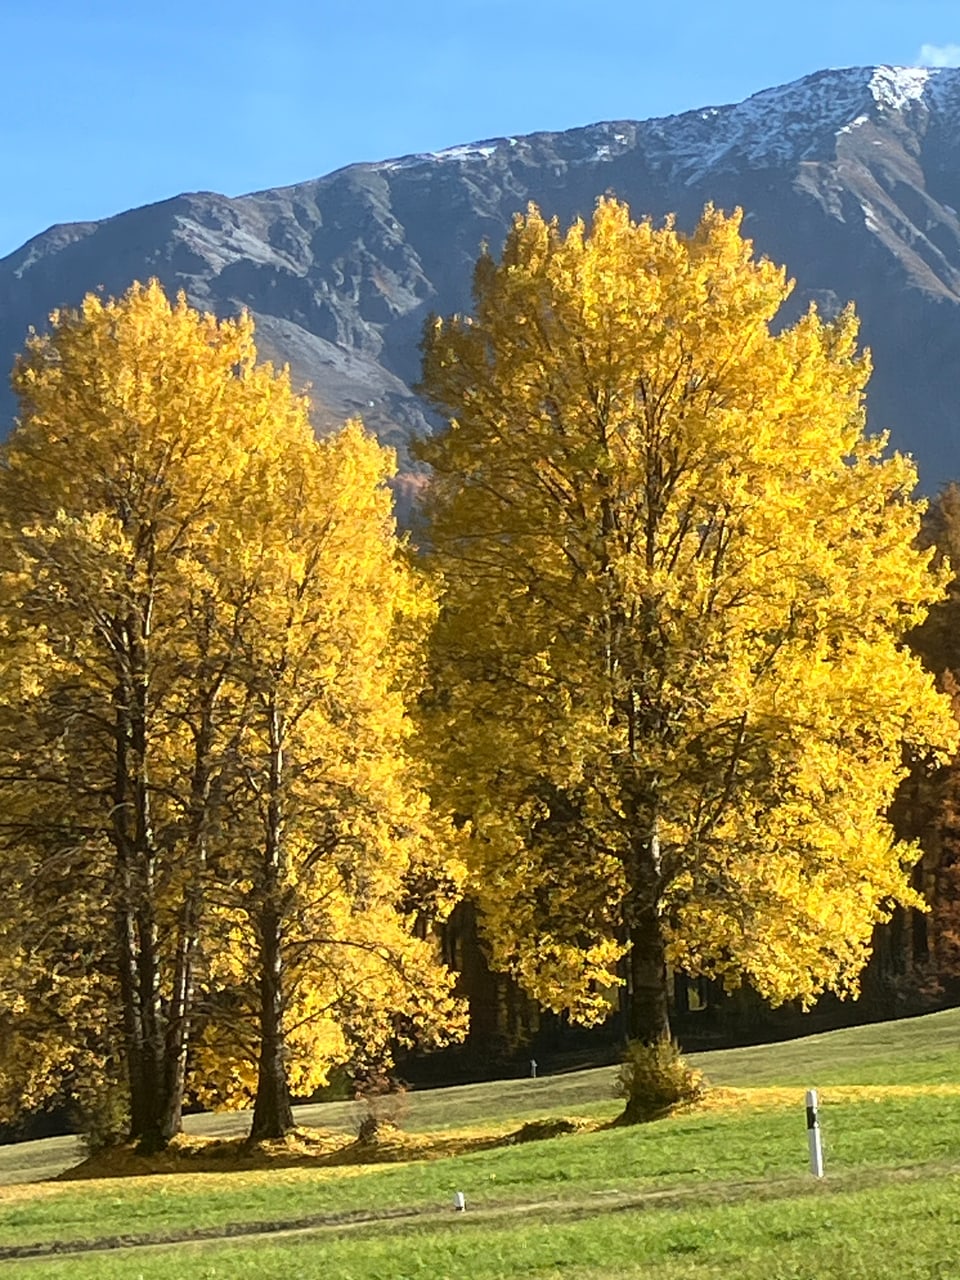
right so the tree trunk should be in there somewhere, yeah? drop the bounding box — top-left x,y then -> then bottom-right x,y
116,899 -> 149,1138
133,923 -> 167,1154
160,701 -> 217,1142
113,668 -> 153,1143
627,903 -> 671,1044
250,901 -> 294,1140
624,807 -> 671,1045
250,696 -> 294,1141
129,602 -> 176,1154
111,600 -> 191,1155
158,923 -> 195,1141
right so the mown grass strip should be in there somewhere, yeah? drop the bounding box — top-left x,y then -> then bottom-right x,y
11,1165 -> 960,1278
4,1155 -> 959,1264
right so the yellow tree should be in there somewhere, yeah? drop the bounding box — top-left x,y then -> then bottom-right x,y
418,199 -> 957,1044
0,286 -> 465,1148
189,421 -> 465,1140
0,283 -> 334,1149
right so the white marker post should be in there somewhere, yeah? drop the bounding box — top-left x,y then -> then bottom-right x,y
453,1191 -> 466,1212
530,1059 -> 537,1079
805,1089 -> 824,1178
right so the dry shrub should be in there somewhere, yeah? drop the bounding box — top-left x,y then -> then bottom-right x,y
511,1117 -> 581,1143
353,1070 -> 408,1144
616,1039 -> 706,1124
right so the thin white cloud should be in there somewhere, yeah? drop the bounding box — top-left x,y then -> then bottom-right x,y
919,42 -> 960,68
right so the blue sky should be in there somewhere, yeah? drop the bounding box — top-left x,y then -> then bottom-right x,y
3,0 -> 960,259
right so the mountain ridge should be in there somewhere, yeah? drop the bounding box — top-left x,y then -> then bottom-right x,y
4,64 -> 960,491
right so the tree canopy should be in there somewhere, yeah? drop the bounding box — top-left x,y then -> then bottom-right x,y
417,198 -> 957,1043
0,282 -> 463,1148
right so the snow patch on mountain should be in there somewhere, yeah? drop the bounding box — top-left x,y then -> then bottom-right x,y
378,139 -> 506,171
838,114 -> 869,136
869,66 -> 932,110
645,67 -> 950,181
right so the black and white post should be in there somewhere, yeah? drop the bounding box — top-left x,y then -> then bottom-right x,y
805,1088 -> 824,1178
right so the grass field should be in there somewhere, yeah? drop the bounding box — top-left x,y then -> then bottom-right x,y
2,1008 -> 960,1277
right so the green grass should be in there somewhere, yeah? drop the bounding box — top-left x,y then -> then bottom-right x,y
2,1007 -> 960,1276
689,1006 -> 960,1088
3,1092 -> 959,1250
14,1172 -> 960,1279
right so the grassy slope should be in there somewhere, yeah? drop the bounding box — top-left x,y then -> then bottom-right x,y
22,1174 -> 960,1280
2,1007 -> 960,1277
688,1006 -> 960,1087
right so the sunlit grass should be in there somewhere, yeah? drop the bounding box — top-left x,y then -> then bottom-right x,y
0,1006 -> 959,1275
13,1167 -> 960,1279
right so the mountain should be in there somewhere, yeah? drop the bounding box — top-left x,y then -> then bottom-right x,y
4,65 -> 960,491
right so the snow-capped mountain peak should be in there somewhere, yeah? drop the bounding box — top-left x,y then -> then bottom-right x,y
371,66 -> 960,186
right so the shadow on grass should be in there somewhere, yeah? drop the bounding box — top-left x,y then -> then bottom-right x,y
57,1116 -> 591,1182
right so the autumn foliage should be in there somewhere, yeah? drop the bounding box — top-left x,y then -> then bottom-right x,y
0,199 -> 954,1144
0,283 -> 464,1149
418,199 -> 956,1043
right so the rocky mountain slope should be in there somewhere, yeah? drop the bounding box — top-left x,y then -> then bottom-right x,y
4,65 -> 960,490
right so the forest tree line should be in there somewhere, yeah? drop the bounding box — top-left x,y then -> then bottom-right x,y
0,199 -> 956,1152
